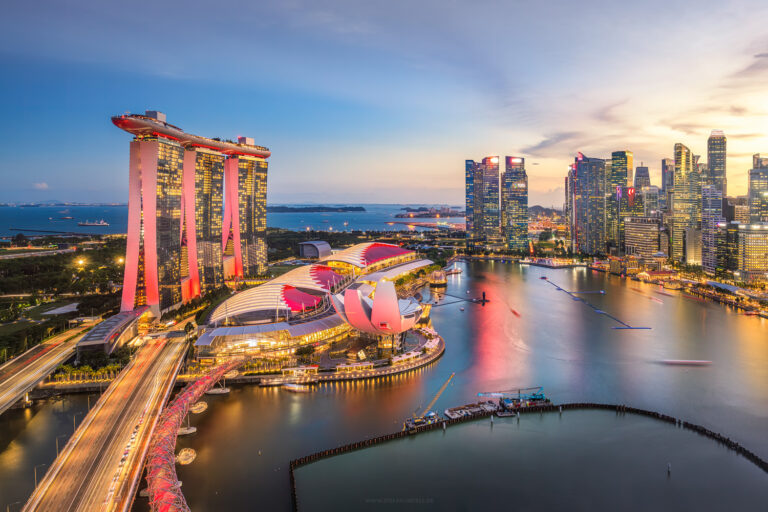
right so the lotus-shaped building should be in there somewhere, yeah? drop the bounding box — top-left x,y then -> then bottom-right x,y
331,279 -> 422,335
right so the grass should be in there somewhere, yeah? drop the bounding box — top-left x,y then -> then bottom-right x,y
26,301 -> 73,320
267,264 -> 300,278
0,319 -> 33,336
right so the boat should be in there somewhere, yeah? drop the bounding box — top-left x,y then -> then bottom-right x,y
205,387 -> 230,395
283,383 -> 311,393
60,216 -> 74,220
539,276 -> 548,280
459,307 -> 465,311
78,219 -> 109,226
444,401 -> 498,419
403,411 -> 440,431
663,281 -> 682,290
444,267 -> 462,276
660,359 -> 712,366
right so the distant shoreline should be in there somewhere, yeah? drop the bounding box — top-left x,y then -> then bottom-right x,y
267,206 -> 366,213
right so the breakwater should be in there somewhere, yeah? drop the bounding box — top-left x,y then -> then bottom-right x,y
288,402 -> 768,511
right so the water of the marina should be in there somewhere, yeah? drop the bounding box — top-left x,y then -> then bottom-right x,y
1,261 -> 767,510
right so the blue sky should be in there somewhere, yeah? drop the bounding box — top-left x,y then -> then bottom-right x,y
2,0 -> 768,206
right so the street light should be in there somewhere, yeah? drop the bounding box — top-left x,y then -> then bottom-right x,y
71,411 -> 84,434
33,463 -> 47,488
55,434 -> 68,457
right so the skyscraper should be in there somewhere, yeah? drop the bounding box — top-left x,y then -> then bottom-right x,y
737,223 -> 768,282
569,152 -> 606,254
465,160 -> 483,249
624,217 -> 661,258
481,156 -> 501,243
605,152 -> 632,251
707,130 -> 727,197
617,186 -> 644,252
640,186 -> 661,216
501,157 -> 528,251
748,154 -> 768,223
661,157 -> 674,210
671,143 -> 701,261
716,221 -> 740,278
634,165 -> 650,189
113,111 -> 270,315
701,185 -> 724,274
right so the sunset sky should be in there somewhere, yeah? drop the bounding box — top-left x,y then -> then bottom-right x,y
1,0 -> 768,206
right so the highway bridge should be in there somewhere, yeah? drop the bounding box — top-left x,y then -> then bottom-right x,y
0,326 -> 88,416
23,335 -> 187,512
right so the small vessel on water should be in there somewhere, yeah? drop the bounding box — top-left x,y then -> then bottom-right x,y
205,387 -> 230,395
444,401 -> 498,419
477,387 -> 551,414
403,372 -> 455,432
283,383 -> 311,393
78,219 -> 109,226
60,216 -> 74,220
660,359 -> 712,366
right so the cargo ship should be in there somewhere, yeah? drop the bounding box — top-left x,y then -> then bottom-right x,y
78,219 -> 110,226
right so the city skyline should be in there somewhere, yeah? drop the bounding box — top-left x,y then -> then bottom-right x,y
2,1 -> 768,205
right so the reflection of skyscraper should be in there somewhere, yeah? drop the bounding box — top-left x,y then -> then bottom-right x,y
707,130 -> 727,197
634,165 -> 650,189
113,111 -> 270,315
570,152 -> 605,254
748,154 -> 768,223
671,143 -> 701,261
702,185 -> 724,274
501,157 -> 528,251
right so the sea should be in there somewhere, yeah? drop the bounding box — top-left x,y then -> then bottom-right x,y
0,204 -> 464,239
2,261 -> 766,509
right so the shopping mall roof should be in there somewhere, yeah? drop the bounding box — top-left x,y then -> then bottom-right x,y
321,242 -> 413,268
196,314 -> 346,347
209,264 -> 344,324
362,259 -> 434,282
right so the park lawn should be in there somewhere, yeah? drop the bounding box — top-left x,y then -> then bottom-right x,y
267,264 -> 300,278
26,301 -> 73,320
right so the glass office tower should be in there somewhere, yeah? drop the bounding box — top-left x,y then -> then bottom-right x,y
707,130 -> 727,197
748,154 -> 768,223
570,153 -> 606,254
671,143 -> 701,261
501,156 -> 528,251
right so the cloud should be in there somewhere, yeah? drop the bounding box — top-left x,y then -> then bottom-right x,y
522,132 -> 582,157
32,182 -> 48,190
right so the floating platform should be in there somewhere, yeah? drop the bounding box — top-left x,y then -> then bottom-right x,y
178,426 -> 197,436
205,387 -> 230,395
190,401 -> 208,414
176,448 -> 196,465
444,401 -> 498,420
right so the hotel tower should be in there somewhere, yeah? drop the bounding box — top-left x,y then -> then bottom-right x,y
112,111 -> 270,316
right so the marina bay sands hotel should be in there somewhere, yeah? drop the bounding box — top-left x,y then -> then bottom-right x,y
112,111 -> 269,316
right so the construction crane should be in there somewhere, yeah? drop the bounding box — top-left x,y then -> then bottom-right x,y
477,386 -> 545,401
404,372 -> 455,430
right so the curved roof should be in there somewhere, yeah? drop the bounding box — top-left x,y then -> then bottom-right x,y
321,242 -> 413,268
209,264 -> 343,324
112,114 -> 271,158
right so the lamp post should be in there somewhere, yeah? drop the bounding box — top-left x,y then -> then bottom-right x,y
71,411 -> 83,434
55,434 -> 68,457
33,463 -> 47,488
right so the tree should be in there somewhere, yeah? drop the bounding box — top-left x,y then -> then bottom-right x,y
12,233 -> 28,245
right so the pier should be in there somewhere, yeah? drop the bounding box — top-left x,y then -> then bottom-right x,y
287,402 -> 768,511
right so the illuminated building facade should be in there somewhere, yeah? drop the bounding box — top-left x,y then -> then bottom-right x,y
716,221 -> 739,278
569,152 -> 605,254
748,154 -> 768,223
701,185 -> 724,274
641,186 -> 660,216
501,156 -> 528,251
737,223 -> 768,282
707,130 -> 727,197
671,143 -> 701,261
481,156 -> 501,244
624,217 -> 661,258
113,111 -> 270,315
661,157 -> 674,210
617,186 -> 644,252
634,165 -> 650,189
605,151 -> 632,251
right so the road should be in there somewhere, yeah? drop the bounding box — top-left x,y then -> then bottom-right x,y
23,335 -> 187,512
0,326 -> 88,416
